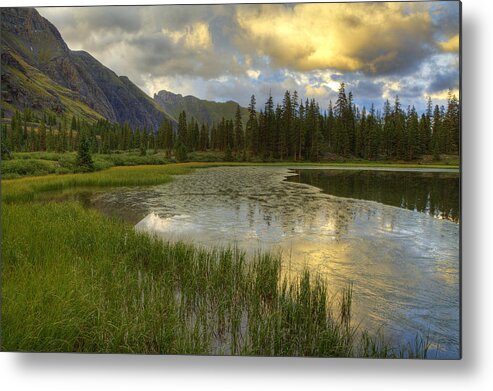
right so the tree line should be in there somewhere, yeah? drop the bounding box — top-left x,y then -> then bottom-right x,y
1,83 -> 460,162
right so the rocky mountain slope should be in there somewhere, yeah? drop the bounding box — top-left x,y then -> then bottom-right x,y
1,7 -> 171,129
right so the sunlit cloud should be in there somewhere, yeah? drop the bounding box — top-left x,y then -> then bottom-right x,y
439,34 -> 460,52
382,81 -> 402,100
305,85 -> 328,98
165,22 -> 212,50
36,1 -> 460,112
236,2 -> 435,75
246,69 -> 261,80
428,88 -> 460,101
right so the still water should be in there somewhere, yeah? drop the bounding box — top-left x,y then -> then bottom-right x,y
88,166 -> 460,358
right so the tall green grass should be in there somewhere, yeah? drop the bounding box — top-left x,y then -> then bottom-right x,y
1,201 -> 429,357
0,202 -> 346,355
1,164 -> 201,202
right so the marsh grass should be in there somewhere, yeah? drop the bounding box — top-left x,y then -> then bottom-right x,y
0,202 -> 341,354
1,201 -> 429,357
1,163 -> 431,357
1,164 -> 203,202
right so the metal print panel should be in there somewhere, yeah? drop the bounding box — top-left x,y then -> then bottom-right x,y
0,1 -> 461,358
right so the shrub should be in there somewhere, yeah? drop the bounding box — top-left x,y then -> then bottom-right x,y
1,159 -> 57,178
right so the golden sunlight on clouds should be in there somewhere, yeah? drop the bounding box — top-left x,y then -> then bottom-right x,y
382,81 -> 401,99
428,88 -> 460,101
305,85 -> 327,97
246,69 -> 261,79
236,3 -> 432,73
439,34 -> 460,52
165,22 -> 212,50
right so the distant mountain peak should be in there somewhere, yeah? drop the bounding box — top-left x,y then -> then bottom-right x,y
154,89 -> 248,125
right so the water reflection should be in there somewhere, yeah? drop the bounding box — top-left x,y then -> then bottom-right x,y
288,169 -> 460,222
88,166 -> 460,358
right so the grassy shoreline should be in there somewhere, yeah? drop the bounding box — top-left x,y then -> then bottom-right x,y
2,160 -> 458,202
1,163 -> 431,356
1,150 -> 459,180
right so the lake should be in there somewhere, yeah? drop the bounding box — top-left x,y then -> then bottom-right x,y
86,166 -> 460,358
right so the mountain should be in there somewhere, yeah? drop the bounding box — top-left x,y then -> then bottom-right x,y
1,7 -> 171,129
154,89 -> 249,126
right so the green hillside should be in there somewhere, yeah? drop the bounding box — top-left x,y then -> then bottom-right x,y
2,49 -> 104,122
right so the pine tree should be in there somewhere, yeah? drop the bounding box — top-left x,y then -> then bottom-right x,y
382,99 -> 393,158
175,142 -> 188,162
199,123 -> 209,151
393,96 -> 406,159
164,120 -> 174,157
406,106 -> 419,160
297,101 -> 305,161
291,91 -> 300,160
76,133 -> 95,172
432,105 -> 442,160
1,132 -> 12,160
334,83 -> 349,155
245,95 -> 258,157
355,107 -> 365,158
139,135 -> 147,156
234,104 -> 244,154
280,90 -> 292,160
366,104 -> 379,160
264,94 -> 275,159
444,90 -> 460,154
177,111 -> 188,148
39,118 -> 47,151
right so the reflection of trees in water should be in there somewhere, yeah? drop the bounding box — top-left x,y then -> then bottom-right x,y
241,188 -> 354,240
288,170 -> 460,223
92,167 -> 458,249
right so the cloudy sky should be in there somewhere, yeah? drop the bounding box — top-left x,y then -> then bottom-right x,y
37,1 -> 460,112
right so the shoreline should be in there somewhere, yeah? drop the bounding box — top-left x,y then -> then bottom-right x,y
281,165 -> 459,173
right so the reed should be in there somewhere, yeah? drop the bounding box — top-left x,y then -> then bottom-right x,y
1,201 -> 429,357
1,163 -> 430,357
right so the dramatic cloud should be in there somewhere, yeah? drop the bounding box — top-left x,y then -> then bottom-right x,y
236,2 -> 436,76
39,5 -> 240,80
37,1 -> 460,112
